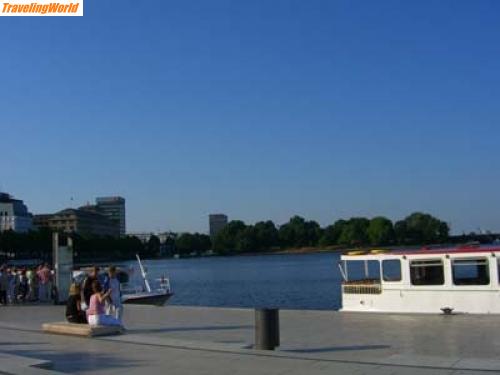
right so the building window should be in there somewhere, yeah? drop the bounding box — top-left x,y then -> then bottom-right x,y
452,258 -> 489,286
410,259 -> 445,285
382,259 -> 402,282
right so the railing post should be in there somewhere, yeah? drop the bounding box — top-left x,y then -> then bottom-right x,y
255,308 -> 280,350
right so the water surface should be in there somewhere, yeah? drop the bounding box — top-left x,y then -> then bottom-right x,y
134,252 -> 343,310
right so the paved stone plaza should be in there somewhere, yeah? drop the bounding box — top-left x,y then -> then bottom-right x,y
0,305 -> 499,374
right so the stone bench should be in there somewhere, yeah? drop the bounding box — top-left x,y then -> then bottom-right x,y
42,322 -> 123,337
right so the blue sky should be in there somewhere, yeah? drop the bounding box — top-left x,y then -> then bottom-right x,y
1,0 -> 499,234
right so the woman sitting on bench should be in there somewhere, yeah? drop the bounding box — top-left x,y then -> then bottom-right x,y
66,283 -> 87,324
86,280 -> 122,327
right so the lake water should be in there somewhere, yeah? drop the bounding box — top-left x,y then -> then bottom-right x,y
134,252 -> 343,310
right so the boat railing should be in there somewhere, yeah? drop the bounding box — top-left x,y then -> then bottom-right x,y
121,278 -> 172,295
121,283 -> 144,294
342,279 -> 382,295
156,277 -> 172,293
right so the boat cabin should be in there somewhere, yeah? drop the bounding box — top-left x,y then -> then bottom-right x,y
340,245 -> 500,314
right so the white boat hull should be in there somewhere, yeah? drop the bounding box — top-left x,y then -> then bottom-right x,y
122,291 -> 173,306
342,288 -> 500,314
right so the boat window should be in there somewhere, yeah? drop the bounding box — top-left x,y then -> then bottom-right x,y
344,260 -> 380,282
452,258 -> 489,286
382,259 -> 402,282
410,259 -> 444,285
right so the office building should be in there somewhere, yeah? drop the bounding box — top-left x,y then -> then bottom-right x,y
34,208 -> 120,237
0,192 -> 33,233
95,196 -> 126,236
209,214 -> 228,238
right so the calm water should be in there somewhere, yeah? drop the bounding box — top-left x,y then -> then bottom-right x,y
132,252 -> 343,310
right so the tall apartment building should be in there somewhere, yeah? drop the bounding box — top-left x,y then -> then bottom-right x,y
0,192 -> 33,233
95,197 -> 126,237
209,214 -> 228,238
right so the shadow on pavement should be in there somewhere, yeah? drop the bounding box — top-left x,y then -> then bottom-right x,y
1,348 -> 144,373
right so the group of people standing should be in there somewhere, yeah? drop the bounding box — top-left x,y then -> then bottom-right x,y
65,265 -> 123,327
0,263 -> 54,305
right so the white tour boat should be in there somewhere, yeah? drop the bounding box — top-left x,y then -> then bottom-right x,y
339,245 -> 500,314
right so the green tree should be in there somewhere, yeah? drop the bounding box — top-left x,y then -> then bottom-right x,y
145,235 -> 161,258
197,233 -> 212,253
338,218 -> 370,246
395,212 -> 449,244
175,233 -> 196,256
367,217 -> 394,246
394,220 -> 408,244
319,219 -> 347,247
279,216 -> 321,248
175,233 -> 212,256
253,220 -> 279,250
213,220 -> 279,253
236,225 -> 258,252
213,220 -> 247,254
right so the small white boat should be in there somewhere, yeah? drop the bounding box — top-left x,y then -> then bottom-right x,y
121,255 -> 173,306
339,245 -> 500,314
73,255 -> 173,307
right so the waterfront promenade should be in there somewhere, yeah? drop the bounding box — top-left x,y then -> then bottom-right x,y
0,305 -> 499,374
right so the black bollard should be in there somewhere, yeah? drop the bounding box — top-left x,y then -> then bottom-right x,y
255,308 -> 279,350
274,310 -> 280,347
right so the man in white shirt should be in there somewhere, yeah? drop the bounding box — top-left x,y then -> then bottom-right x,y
105,266 -> 123,323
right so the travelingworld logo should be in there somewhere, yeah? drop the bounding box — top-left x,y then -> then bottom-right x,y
1,0 -> 83,16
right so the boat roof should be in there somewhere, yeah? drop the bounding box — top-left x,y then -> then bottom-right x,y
341,245 -> 500,259
393,245 -> 500,255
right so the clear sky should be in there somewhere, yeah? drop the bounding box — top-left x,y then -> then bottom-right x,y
1,1 -> 499,234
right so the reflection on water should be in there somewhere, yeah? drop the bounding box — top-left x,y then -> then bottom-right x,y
126,253 -> 343,310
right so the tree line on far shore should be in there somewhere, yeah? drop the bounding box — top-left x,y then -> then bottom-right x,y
210,212 -> 449,255
0,212 -> 451,262
0,228 -> 156,263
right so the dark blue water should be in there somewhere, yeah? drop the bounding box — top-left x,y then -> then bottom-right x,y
135,253 -> 343,310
